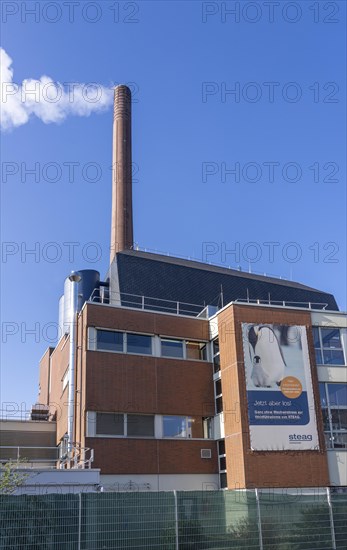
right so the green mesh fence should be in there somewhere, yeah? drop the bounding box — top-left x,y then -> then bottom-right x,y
0,489 -> 346,549
0,494 -> 79,549
258,490 -> 333,550
81,492 -> 175,549
331,492 -> 347,549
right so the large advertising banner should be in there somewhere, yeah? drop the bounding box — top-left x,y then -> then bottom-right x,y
242,323 -> 319,451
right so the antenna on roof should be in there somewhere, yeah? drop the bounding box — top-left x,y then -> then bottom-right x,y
220,284 -> 224,308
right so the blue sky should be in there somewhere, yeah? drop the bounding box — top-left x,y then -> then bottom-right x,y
1,1 -> 346,410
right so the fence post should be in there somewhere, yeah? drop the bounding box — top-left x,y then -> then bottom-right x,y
173,490 -> 179,550
78,492 -> 82,550
326,487 -> 337,549
255,489 -> 263,550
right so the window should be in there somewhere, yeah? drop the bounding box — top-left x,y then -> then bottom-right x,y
163,416 -> 187,438
62,367 -> 69,391
96,413 -> 124,436
203,417 -> 213,439
97,330 -> 123,352
218,438 -> 227,488
127,333 -> 152,355
186,341 -> 207,361
218,439 -> 225,455
320,383 -> 347,449
313,327 -> 345,366
220,472 -> 228,489
215,379 -> 223,414
219,456 -> 226,470
161,338 -> 184,358
127,414 -> 154,437
95,413 -> 154,437
213,338 -> 220,373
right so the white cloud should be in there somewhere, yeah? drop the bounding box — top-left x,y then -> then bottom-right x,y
0,48 -> 113,131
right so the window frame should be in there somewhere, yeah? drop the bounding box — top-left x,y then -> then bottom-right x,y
319,382 -> 347,450
94,412 -> 155,438
160,338 -> 184,359
94,328 -> 153,357
185,340 -> 208,361
96,329 -> 124,353
162,415 -> 189,438
215,377 -> 223,414
126,332 -> 153,356
313,327 -> 346,366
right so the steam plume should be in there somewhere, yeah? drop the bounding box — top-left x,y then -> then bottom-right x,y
0,48 -> 113,131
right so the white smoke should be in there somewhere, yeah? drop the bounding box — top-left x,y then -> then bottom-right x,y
0,48 -> 113,131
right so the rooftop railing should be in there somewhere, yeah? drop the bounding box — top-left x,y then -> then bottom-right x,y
89,289 -> 205,317
89,288 -> 330,316
234,299 -> 329,310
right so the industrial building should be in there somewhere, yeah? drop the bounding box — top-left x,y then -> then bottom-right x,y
34,85 -> 346,492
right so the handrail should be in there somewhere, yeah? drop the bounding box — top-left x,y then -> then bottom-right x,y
234,299 -> 329,310
0,445 -> 94,470
89,289 -> 205,317
88,289 -> 330,315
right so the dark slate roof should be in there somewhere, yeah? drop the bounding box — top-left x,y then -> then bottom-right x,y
113,250 -> 338,313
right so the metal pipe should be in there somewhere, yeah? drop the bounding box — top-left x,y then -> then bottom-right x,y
67,271 -> 81,451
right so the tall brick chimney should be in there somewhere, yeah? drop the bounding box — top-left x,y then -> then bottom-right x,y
110,85 -> 133,264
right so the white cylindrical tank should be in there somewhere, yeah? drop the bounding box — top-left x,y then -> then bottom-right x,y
63,270 -> 100,333
58,295 -> 65,337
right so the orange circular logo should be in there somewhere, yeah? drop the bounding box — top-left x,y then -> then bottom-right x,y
280,376 -> 302,399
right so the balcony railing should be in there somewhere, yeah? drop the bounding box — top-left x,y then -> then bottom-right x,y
0,445 -> 94,470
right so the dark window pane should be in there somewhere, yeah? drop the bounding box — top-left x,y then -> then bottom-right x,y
216,396 -> 223,414
186,341 -> 207,361
219,456 -> 226,471
213,354 -> 221,373
215,379 -> 222,396
218,440 -> 225,455
97,330 -> 123,352
127,333 -> 152,355
213,339 -> 219,356
312,327 -> 321,349
163,416 -> 186,437
96,413 -> 124,435
127,414 -> 154,437
321,328 -> 342,349
323,349 -> 344,365
327,384 -> 347,407
161,339 -> 184,358
220,472 -> 227,489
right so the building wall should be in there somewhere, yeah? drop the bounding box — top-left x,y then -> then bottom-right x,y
100,473 -> 219,492
47,335 -> 70,443
38,347 -> 54,406
86,438 -> 217,475
79,303 -> 217,476
39,299 -> 345,489
218,304 -> 330,489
